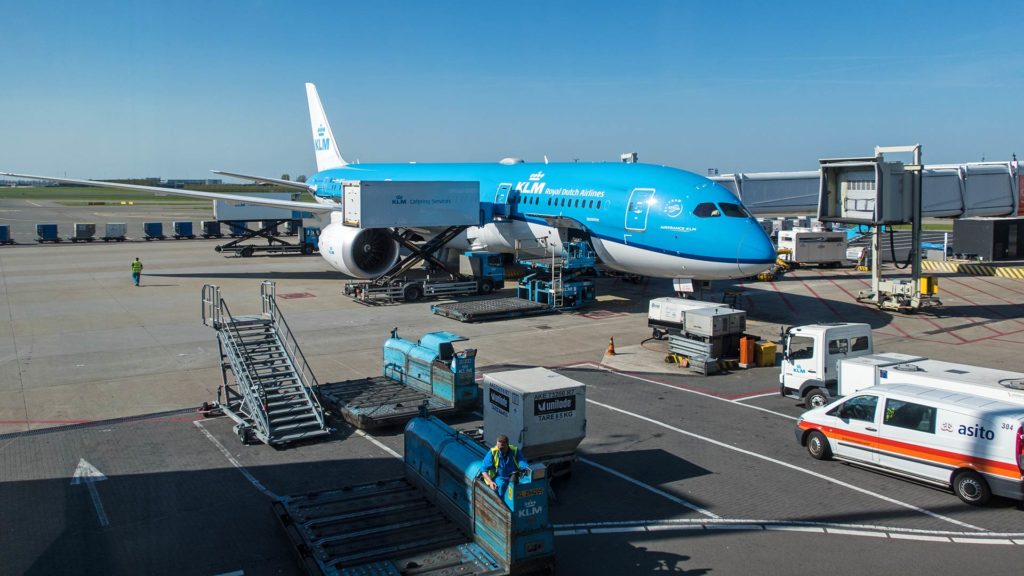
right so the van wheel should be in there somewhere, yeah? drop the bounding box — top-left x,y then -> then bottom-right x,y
952,470 -> 991,506
806,431 -> 832,460
805,389 -> 828,408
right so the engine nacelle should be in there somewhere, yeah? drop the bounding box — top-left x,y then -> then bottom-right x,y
317,223 -> 400,278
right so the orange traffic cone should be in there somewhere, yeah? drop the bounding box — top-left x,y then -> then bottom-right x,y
606,336 -> 616,356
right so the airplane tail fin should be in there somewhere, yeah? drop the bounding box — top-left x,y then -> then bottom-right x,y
305,83 -> 347,171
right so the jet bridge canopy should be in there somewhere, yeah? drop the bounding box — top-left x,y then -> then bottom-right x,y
341,180 -> 480,228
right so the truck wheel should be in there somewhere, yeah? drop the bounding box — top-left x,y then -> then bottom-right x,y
478,278 -> 494,295
240,246 -> 255,258
652,328 -> 665,340
806,431 -> 832,460
805,389 -> 828,408
952,470 -> 991,506
301,243 -> 314,255
403,285 -> 423,302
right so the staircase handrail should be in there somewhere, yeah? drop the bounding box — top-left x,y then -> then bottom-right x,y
260,282 -> 326,423
216,296 -> 271,435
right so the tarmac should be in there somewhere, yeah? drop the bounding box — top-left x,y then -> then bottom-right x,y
2,224 -> 1024,575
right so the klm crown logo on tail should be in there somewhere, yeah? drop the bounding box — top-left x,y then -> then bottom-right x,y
314,124 -> 331,152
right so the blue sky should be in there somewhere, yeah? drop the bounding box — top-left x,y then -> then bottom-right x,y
1,1 -> 1020,179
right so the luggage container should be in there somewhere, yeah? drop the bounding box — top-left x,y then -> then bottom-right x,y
226,221 -> 248,237
102,223 -> 127,242
200,220 -> 221,238
482,367 -> 586,476
143,222 -> 165,240
72,223 -> 96,242
0,224 -> 13,245
172,221 -> 194,239
259,220 -> 279,235
36,223 -> 60,243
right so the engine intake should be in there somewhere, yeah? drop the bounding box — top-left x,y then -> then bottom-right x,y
317,223 -> 400,278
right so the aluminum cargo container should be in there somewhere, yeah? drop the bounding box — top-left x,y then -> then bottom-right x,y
342,181 -> 480,228
682,307 -> 746,337
482,367 -> 586,463
73,223 -> 96,241
103,223 -> 127,240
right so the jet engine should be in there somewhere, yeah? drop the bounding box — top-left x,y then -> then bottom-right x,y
317,223 -> 400,278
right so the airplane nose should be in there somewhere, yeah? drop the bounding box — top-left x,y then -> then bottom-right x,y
736,225 -> 776,277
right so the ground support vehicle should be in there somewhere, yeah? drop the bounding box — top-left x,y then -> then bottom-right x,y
781,322 -> 1024,408
215,222 -> 320,257
342,227 -> 503,304
432,241 -> 597,322
776,228 -> 847,267
316,329 -> 478,430
796,383 -> 1024,506
274,414 -> 555,575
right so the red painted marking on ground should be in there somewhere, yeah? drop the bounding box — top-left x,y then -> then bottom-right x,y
799,279 -> 843,319
916,315 -> 970,343
976,276 -> 1024,297
277,292 -> 316,299
937,280 -> 1024,328
765,280 -> 798,315
580,310 -> 628,320
822,276 -> 916,340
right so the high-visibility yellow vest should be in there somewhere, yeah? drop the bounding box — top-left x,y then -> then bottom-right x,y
487,445 -> 522,479
131,260 -> 143,273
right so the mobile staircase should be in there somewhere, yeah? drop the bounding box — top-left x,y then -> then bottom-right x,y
201,281 -> 330,446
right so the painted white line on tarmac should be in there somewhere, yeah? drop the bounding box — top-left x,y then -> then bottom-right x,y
193,420 -> 279,500
579,457 -> 719,519
732,391 -> 780,402
356,429 -> 401,459
554,519 -> 1024,544
570,362 -> 797,421
586,398 -> 986,532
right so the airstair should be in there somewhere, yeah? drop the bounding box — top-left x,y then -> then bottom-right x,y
201,281 -> 330,446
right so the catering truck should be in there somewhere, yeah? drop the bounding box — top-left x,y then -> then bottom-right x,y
780,322 -> 1024,408
796,383 -> 1024,506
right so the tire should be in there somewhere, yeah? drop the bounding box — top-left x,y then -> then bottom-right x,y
952,470 -> 991,506
240,246 -> 255,258
805,389 -> 829,409
301,243 -> 314,255
806,430 -> 832,460
403,285 -> 423,302
652,328 -> 665,340
478,278 -> 494,295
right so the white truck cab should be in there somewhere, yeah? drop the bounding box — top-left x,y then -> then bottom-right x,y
779,323 -> 873,407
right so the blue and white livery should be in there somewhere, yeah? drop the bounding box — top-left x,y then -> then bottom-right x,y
2,83 -> 775,281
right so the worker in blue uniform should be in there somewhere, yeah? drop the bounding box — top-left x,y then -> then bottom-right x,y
481,434 -> 530,500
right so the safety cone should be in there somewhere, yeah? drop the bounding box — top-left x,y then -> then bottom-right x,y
606,336 -> 616,356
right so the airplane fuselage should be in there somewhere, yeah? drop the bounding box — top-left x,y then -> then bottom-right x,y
308,161 -> 776,280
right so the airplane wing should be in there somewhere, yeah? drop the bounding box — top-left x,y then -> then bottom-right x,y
0,172 -> 341,213
211,170 -> 312,191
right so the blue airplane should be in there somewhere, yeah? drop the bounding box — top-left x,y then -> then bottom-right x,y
2,83 -> 775,282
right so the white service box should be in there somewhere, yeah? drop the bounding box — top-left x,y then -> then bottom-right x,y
342,181 -> 480,228
482,367 -> 586,462
777,229 -> 847,266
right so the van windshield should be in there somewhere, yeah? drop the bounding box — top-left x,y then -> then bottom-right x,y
788,336 -> 814,360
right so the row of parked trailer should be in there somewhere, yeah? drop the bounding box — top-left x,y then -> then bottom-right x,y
0,219 -> 305,244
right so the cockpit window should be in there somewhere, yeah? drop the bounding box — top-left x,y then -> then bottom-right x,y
719,202 -> 751,218
693,202 -> 721,218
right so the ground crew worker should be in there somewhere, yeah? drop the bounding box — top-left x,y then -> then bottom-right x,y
130,257 -> 143,286
480,434 -> 529,500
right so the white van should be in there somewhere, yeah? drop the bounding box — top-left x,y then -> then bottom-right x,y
796,383 -> 1024,505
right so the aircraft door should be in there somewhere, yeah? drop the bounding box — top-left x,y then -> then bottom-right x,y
624,188 -> 656,231
493,183 -> 512,219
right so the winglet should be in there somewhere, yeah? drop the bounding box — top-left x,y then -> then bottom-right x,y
305,83 -> 347,171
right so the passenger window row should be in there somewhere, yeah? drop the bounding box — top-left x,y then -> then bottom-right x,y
509,194 -> 601,210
